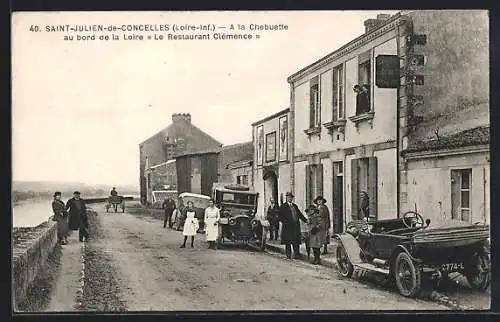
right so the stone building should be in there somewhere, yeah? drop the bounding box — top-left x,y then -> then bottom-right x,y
218,142 -> 254,184
251,108 -> 292,218
139,113 -> 222,203
226,159 -> 253,187
285,10 -> 489,233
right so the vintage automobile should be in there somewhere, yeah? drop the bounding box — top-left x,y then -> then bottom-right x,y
213,183 -> 268,251
172,192 -> 211,233
105,195 -> 125,213
335,211 -> 490,297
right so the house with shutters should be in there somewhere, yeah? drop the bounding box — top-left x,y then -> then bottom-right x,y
286,10 -> 489,233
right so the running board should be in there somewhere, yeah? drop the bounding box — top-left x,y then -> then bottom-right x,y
354,263 -> 390,275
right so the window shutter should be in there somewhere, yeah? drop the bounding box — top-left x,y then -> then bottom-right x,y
316,163 -> 324,198
305,165 -> 311,206
309,87 -> 315,128
351,159 -> 359,221
368,157 -> 378,221
451,170 -> 461,220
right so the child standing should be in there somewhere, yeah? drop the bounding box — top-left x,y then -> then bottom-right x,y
180,201 -> 199,248
301,206 -> 312,260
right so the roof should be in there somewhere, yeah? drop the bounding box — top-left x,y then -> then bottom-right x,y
148,159 -> 176,170
287,13 -> 404,83
139,117 -> 222,156
402,126 -> 490,154
251,108 -> 290,126
226,158 -> 253,169
179,192 -> 211,199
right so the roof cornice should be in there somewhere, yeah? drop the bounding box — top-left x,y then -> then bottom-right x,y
402,144 -> 490,160
287,13 -> 409,84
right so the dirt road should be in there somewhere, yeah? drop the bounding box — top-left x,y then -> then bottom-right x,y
69,208 -> 450,311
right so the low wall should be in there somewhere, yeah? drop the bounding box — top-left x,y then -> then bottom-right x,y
12,221 -> 58,310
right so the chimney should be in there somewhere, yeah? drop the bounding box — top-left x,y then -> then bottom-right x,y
172,113 -> 191,124
364,13 -> 392,33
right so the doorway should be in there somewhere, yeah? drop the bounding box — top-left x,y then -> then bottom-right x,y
263,170 -> 278,211
333,161 -> 344,233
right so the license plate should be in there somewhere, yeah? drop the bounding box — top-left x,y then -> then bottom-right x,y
440,262 -> 464,272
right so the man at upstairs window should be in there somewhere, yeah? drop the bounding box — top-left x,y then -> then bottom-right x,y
354,84 -> 370,115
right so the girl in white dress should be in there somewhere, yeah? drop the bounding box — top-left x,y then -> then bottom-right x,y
180,201 -> 199,248
204,199 -> 220,249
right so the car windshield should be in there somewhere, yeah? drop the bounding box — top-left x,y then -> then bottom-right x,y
219,192 -> 257,207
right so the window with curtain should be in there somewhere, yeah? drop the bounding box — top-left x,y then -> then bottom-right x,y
451,169 -> 472,222
309,76 -> 321,128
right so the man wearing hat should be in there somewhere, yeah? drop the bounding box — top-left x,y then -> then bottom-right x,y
278,192 -> 308,260
65,191 -> 89,242
314,196 -> 331,255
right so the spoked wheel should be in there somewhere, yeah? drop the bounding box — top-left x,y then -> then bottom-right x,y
336,245 -> 354,278
394,252 -> 422,297
465,253 -> 491,290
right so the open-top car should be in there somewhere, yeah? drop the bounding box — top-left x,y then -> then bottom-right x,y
335,211 -> 490,297
213,183 -> 268,251
105,195 -> 125,213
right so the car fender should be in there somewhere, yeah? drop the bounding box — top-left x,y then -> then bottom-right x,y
388,245 -> 421,272
335,233 -> 363,265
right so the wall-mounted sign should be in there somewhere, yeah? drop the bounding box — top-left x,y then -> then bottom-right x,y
265,131 -> 276,163
279,116 -> 288,161
375,55 -> 400,88
256,125 -> 264,166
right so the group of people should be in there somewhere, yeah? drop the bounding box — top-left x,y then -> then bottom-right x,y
51,191 -> 89,245
161,196 -> 221,249
266,192 -> 331,265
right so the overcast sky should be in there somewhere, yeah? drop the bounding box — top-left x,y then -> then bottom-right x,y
12,10 -> 399,187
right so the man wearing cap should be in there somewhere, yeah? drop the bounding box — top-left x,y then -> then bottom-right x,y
278,192 -> 308,260
66,191 -> 89,242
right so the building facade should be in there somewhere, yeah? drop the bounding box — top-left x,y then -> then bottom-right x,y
139,113 -> 222,203
252,108 -> 292,218
286,10 -> 489,233
226,159 -> 253,187
175,150 -> 220,196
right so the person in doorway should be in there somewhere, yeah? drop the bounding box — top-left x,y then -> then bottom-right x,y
180,201 -> 199,248
66,191 -> 89,242
278,192 -> 308,260
52,191 -> 69,245
360,190 -> 370,220
110,187 -> 118,196
354,84 -> 370,115
314,196 -> 331,255
266,198 -> 280,241
307,204 -> 327,265
162,196 -> 176,228
204,198 -> 220,249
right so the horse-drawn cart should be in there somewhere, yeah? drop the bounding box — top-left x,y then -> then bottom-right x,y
105,195 -> 125,213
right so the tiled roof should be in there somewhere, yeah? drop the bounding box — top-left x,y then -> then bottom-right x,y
403,126 -> 490,154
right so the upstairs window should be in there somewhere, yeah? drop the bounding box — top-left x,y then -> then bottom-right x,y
355,50 -> 372,115
309,76 -> 321,128
332,64 -> 345,120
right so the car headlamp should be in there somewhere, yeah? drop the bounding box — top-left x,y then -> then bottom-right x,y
229,218 -> 236,225
251,219 -> 258,227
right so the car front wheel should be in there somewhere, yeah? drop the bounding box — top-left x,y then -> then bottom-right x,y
394,252 -> 422,297
336,245 -> 354,278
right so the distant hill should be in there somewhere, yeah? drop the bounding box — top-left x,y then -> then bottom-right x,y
12,181 -> 139,202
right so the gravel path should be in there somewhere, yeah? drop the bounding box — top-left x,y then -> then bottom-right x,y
92,209 -> 448,311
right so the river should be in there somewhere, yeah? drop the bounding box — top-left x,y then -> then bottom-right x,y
12,196 -> 140,227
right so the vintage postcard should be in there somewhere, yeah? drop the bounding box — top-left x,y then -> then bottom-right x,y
11,10 -> 491,312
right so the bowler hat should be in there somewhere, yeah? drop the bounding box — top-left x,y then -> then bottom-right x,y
73,191 -> 81,195
285,192 -> 294,197
314,196 -> 327,204
53,191 -> 62,198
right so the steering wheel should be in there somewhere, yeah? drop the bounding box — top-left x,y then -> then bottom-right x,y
402,211 -> 424,228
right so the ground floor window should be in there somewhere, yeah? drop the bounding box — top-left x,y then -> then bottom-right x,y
236,175 -> 249,185
451,169 -> 472,222
351,157 -> 377,221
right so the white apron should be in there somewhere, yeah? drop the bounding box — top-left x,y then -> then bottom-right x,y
204,207 -> 220,241
182,211 -> 199,236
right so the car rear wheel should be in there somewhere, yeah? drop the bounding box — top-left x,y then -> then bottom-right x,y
394,252 -> 422,297
336,245 -> 354,278
465,253 -> 490,290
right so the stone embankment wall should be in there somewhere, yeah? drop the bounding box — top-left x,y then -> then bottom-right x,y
12,221 -> 58,310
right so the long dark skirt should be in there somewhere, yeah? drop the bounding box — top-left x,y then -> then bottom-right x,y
57,217 -> 69,240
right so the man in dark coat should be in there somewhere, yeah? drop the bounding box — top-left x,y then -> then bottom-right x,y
266,198 -> 280,240
66,191 -> 89,242
278,192 -> 308,260
162,197 -> 176,228
110,187 -> 118,196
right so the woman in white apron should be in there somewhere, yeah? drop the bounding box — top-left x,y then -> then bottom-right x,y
180,201 -> 199,248
204,199 -> 220,249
